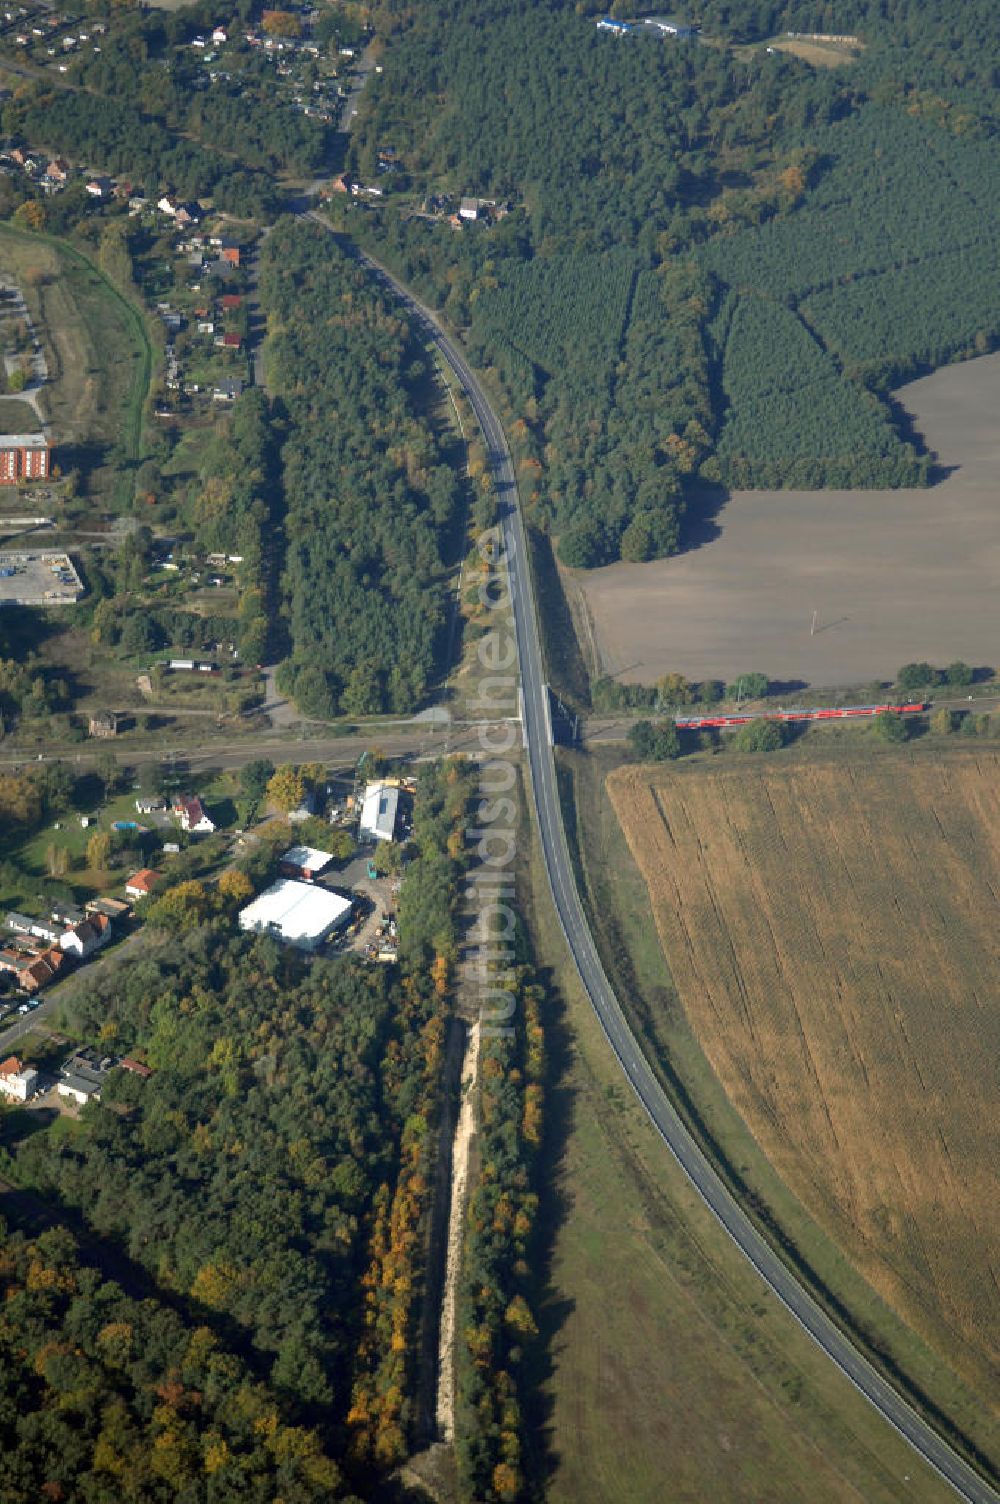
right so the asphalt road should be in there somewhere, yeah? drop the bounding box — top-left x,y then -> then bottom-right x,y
334,231 -> 999,1504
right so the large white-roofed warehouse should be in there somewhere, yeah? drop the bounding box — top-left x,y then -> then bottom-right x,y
238,879 -> 353,951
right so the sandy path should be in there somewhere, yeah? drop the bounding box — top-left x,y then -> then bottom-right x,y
435,1019 -> 480,1441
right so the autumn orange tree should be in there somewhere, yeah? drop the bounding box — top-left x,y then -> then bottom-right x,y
349,761 -> 473,1467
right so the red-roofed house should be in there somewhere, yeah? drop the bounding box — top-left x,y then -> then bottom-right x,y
220,293 -> 242,311
59,913 -> 112,959
126,869 -> 161,899
22,948 -> 65,992
221,332 -> 241,350
0,1055 -> 38,1101
120,1056 -> 153,1079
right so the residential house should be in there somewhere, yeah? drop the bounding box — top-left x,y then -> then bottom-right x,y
85,175 -> 114,199
59,913 -> 111,959
220,239 -> 241,266
0,1056 -> 38,1101
120,1056 -> 153,1079
459,197 -> 480,221
221,332 -> 241,350
58,1048 -> 114,1106
220,293 -> 242,311
135,796 -> 166,814
173,795 -> 215,834
46,157 -> 70,182
50,901 -> 85,928
125,869 -> 160,900
29,917 -> 63,946
211,25 -> 228,43
157,194 -> 179,217
5,912 -> 34,936
0,944 -> 65,992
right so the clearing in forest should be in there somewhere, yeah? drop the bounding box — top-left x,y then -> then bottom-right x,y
608,751 -> 1000,1407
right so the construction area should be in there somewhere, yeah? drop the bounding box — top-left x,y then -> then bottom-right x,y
0,549 -> 84,605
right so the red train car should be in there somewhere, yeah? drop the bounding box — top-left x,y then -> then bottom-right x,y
674,702 -> 927,732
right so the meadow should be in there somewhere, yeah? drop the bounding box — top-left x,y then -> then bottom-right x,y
608,750 -> 1000,1411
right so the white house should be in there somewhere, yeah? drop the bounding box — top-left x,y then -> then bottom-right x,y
173,795 -> 215,834
58,1050 -> 113,1106
359,781 -> 399,843
59,914 -> 111,959
0,1055 -> 38,1101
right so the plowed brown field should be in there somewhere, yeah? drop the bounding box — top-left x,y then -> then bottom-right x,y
608,752 -> 1000,1404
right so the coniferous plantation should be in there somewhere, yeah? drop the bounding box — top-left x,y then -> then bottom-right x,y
345,0 -> 1000,563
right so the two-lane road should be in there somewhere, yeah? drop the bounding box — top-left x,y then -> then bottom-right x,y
326,222 -> 999,1504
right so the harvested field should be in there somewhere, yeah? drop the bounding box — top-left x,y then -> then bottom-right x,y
575,352 -> 1000,687
608,751 -> 1000,1407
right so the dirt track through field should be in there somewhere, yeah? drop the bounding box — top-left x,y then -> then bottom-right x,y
609,752 -> 1000,1406
577,352 -> 1000,687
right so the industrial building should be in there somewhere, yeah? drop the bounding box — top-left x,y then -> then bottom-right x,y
239,879 -> 353,951
0,435 -> 51,484
359,781 -> 399,844
641,14 -> 695,37
280,845 -> 334,881
595,13 -> 695,39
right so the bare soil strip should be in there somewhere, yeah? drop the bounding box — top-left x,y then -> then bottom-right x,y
435,1019 -> 480,1441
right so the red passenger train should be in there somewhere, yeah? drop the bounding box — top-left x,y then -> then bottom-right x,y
673,702 -> 928,731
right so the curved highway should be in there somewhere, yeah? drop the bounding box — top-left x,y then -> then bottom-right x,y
308,214 -> 999,1504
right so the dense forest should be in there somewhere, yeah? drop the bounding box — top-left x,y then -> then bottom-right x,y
343,0 -> 1000,562
2,760 -> 473,1490
0,1224 -> 356,1502
260,219 -> 467,717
